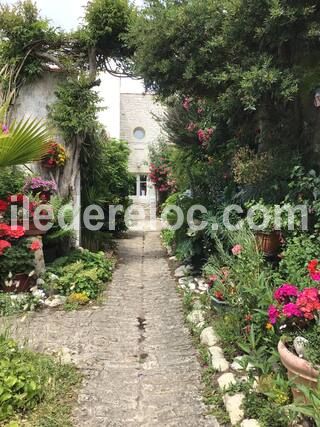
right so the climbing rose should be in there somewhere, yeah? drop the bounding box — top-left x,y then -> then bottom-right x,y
274,284 -> 299,302
231,244 -> 242,256
0,240 -> 11,255
30,240 -> 42,251
268,305 -> 280,325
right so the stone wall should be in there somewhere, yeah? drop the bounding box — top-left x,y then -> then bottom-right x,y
12,71 -> 81,246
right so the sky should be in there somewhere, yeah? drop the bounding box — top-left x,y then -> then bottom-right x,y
6,0 -> 145,31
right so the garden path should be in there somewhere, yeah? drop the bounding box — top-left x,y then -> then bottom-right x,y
10,226 -> 218,427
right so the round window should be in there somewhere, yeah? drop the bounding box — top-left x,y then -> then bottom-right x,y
133,127 -> 145,140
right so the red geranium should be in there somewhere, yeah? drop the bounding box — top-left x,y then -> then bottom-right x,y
30,239 -> 42,251
5,225 -> 25,239
0,200 -> 8,212
7,194 -> 25,204
0,239 -> 11,255
0,223 -> 10,237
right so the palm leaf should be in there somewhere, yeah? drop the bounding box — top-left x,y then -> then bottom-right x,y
0,117 -> 51,167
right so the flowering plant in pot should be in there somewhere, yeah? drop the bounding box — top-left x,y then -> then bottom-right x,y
268,273 -> 320,402
41,141 -> 67,169
2,194 -> 52,236
245,200 -> 283,256
23,176 -> 57,201
0,234 -> 37,293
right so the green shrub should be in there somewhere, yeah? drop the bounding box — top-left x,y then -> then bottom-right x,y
46,249 -> 114,299
0,239 -> 34,285
0,167 -> 25,199
0,336 -> 43,421
0,293 -> 40,317
274,234 -> 319,288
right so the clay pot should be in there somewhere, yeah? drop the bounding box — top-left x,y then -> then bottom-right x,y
1,273 -> 35,293
255,231 -> 281,256
18,219 -> 49,237
278,340 -> 319,402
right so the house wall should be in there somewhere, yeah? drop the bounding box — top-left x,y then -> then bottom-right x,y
120,93 -> 164,202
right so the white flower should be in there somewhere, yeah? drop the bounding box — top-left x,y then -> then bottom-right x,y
28,270 -> 35,277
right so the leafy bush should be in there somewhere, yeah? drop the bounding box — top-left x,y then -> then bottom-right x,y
46,249 -> 114,299
274,234 -> 320,287
0,239 -> 34,285
0,293 -> 40,317
0,334 -> 80,425
0,336 -> 43,421
0,166 -> 25,199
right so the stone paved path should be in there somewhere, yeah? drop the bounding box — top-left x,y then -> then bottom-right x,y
10,228 -> 218,427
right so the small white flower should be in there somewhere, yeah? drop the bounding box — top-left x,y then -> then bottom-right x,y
28,270 -> 35,277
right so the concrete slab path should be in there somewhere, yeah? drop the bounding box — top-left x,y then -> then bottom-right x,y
11,229 -> 218,427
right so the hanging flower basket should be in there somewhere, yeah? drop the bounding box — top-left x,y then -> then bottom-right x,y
42,141 -> 67,169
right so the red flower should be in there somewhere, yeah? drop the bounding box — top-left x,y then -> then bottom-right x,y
0,223 -> 10,237
308,259 -> 318,274
7,194 -> 25,204
30,239 -> 42,251
245,314 -> 253,322
7,225 -> 25,239
0,239 -> 11,255
0,200 -> 8,212
214,291 -> 224,301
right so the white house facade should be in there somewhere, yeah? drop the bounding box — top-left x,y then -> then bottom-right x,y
99,75 -> 165,204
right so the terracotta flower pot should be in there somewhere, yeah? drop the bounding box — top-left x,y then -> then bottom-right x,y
1,273 -> 35,293
255,231 -> 281,256
278,340 -> 319,402
18,219 -> 49,237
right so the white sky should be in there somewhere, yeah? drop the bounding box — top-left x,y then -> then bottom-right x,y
6,0 -> 145,30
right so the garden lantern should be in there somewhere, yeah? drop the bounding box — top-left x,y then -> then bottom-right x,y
314,89 -> 320,108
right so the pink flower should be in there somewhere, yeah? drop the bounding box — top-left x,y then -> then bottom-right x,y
197,129 -> 206,143
282,303 -> 303,318
1,124 -> 9,134
268,305 -> 280,325
311,272 -> 320,281
30,239 -> 42,251
274,284 -> 299,302
231,244 -> 242,256
186,122 -> 196,132
182,97 -> 191,111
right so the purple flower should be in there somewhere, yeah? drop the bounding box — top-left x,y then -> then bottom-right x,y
274,284 -> 299,302
282,303 -> 303,318
23,177 -> 57,193
1,124 -> 9,134
268,305 -> 280,325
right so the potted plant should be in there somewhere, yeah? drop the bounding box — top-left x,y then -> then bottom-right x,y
0,237 -> 36,293
246,200 -> 282,256
41,141 -> 67,170
6,194 -> 52,236
23,176 -> 57,201
268,277 -> 320,402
